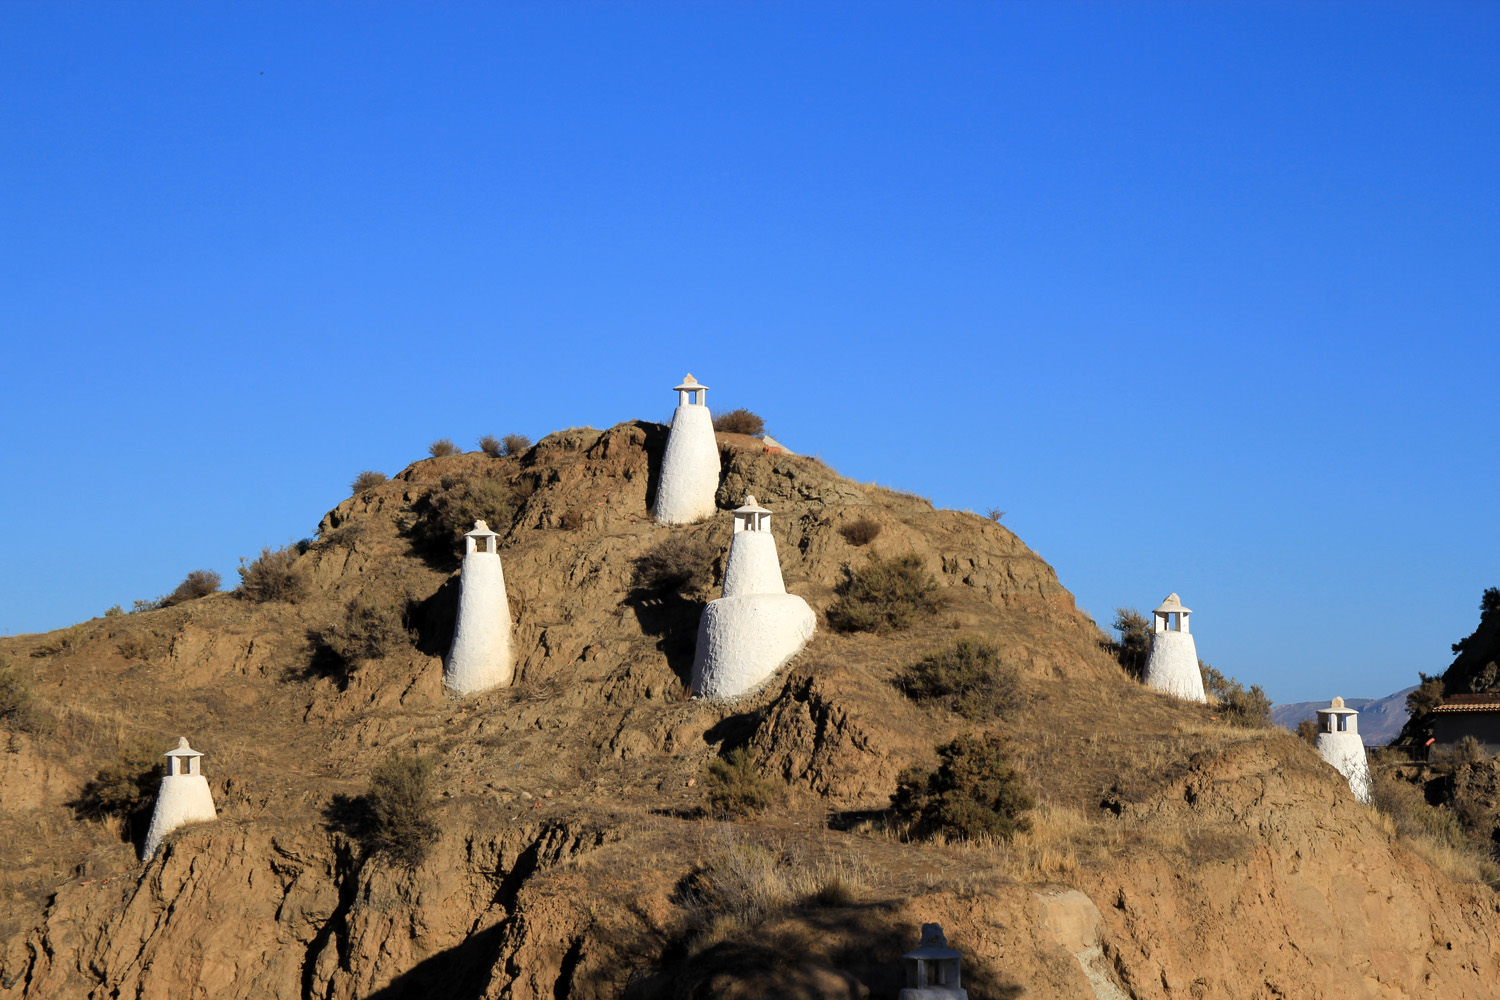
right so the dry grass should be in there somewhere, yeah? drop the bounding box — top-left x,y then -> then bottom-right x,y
681,827 -> 871,942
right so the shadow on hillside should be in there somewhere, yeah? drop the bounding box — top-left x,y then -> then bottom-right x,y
586,899 -> 1023,1000
408,576 -> 460,658
625,588 -> 705,688
703,709 -> 763,750
640,420 -> 669,515
361,923 -> 509,1000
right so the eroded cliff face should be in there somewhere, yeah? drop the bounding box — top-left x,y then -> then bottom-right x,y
2,423 -> 1498,1000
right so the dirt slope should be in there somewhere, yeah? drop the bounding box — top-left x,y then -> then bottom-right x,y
2,421 -> 1498,999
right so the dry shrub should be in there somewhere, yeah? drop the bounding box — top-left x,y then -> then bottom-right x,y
899,637 -> 1021,719
985,507 -> 1006,523
321,595 -> 412,668
1295,718 -> 1320,744
72,740 -> 165,840
162,569 -> 220,607
237,545 -> 306,603
826,553 -> 942,634
1430,735 -> 1486,775
418,474 -> 515,551
351,470 -> 387,493
318,519 -> 367,549
502,433 -> 531,456
478,434 -> 503,457
1371,769 -> 1473,858
838,517 -> 881,547
702,747 -> 780,819
712,409 -> 765,436
892,732 -> 1034,843
634,535 -> 715,594
428,438 -> 459,458
367,752 -> 439,870
1201,664 -> 1272,727
0,660 -> 40,732
116,632 -> 169,662
559,508 -> 589,532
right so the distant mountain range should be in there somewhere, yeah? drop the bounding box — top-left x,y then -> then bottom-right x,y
1272,685 -> 1416,745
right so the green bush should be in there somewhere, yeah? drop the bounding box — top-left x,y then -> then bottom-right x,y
1109,608 -> 1152,681
502,433 -> 531,456
1200,663 -> 1272,727
702,747 -> 780,819
367,752 -> 439,870
428,438 -> 459,458
712,409 -> 765,436
237,545 -> 306,603
321,595 -> 412,668
418,474 -> 516,551
825,553 -> 942,634
633,535 -> 715,594
899,637 -> 1021,719
351,470 -> 388,494
162,569 -> 220,607
838,517 -> 881,547
892,732 -> 1033,842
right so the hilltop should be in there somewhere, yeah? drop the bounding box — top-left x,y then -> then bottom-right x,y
2,421 -> 1499,999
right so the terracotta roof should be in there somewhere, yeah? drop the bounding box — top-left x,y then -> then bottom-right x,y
1433,693 -> 1500,713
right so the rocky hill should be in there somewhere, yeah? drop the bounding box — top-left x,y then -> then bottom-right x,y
3,421 -> 1499,999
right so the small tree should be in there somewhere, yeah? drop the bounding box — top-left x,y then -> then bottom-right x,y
702,747 -> 780,818
428,438 -> 459,458
367,752 -> 439,870
712,409 -> 765,436
892,732 -> 1033,842
1109,608 -> 1152,681
351,470 -> 388,494
826,554 -> 942,634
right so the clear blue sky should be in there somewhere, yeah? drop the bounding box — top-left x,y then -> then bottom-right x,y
2,3 -> 1496,706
